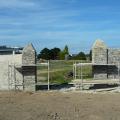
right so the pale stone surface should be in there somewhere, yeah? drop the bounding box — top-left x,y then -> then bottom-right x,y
0,54 -> 22,64
22,43 -> 36,65
92,39 -> 108,64
0,62 -> 9,90
0,43 -> 36,91
92,39 -> 107,49
22,43 -> 36,91
108,48 -> 120,64
92,39 -> 120,79
0,54 -> 22,90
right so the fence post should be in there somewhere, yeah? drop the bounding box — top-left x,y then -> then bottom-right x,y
73,61 -> 75,80
48,60 -> 50,91
118,62 -> 120,86
75,62 -> 77,80
80,63 -> 83,90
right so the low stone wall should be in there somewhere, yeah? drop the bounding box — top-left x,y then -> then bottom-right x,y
108,48 -> 120,64
93,65 -> 119,79
92,65 -> 108,79
92,48 -> 108,64
92,40 -> 120,79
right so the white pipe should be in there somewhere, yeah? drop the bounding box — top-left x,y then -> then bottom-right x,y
75,62 -> 77,80
73,61 -> 75,80
48,60 -> 50,91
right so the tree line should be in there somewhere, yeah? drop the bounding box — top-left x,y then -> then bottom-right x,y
37,45 -> 92,61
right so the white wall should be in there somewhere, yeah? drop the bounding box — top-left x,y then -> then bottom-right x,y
0,54 -> 22,90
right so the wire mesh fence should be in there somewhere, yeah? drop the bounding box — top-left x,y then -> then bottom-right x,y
36,60 -> 92,90
36,60 -> 120,90
1,59 -> 120,91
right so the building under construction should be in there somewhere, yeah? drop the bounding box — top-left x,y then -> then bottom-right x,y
92,39 -> 120,79
72,39 -> 120,90
0,43 -> 37,91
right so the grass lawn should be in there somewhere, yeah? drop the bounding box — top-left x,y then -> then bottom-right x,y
37,60 -> 92,84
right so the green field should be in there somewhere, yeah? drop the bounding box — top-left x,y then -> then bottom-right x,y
37,60 -> 92,84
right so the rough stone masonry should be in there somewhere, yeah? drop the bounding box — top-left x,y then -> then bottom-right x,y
0,43 -> 36,91
92,39 -> 120,79
22,43 -> 37,91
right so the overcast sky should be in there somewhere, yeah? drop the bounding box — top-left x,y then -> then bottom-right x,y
0,0 -> 120,53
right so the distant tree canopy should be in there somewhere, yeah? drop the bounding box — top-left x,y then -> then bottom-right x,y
70,52 -> 86,60
89,50 -> 92,61
50,48 -> 61,60
78,52 -> 86,60
38,47 -> 61,60
37,45 -> 92,61
38,48 -> 50,60
63,45 -> 69,55
59,45 -> 69,60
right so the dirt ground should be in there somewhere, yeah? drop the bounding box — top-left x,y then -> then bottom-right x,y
0,91 -> 120,120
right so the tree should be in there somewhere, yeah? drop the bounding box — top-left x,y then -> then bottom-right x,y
59,51 -> 65,60
63,45 -> 69,55
50,48 -> 61,60
77,52 -> 86,60
89,50 -> 92,61
59,45 -> 69,60
70,52 -> 86,60
38,48 -> 50,60
38,47 -> 61,60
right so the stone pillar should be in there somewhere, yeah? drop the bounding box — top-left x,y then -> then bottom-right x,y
92,39 -> 108,79
22,43 -> 36,91
92,39 -> 108,64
